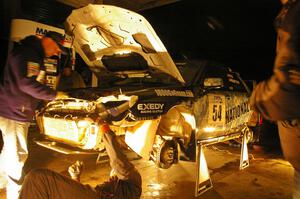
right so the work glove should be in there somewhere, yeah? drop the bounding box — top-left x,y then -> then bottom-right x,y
55,91 -> 69,99
68,160 -> 84,182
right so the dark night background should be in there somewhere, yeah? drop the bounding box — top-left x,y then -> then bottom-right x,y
0,0 -> 282,81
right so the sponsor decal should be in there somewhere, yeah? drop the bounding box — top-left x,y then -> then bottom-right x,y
213,95 -> 223,103
137,103 -> 164,114
155,89 -> 194,97
44,58 -> 58,73
225,101 -> 249,124
27,62 -> 40,77
36,70 -> 46,83
36,27 -> 49,36
46,75 -> 57,88
212,104 -> 222,122
35,27 -> 71,43
208,95 -> 250,126
208,95 -> 226,125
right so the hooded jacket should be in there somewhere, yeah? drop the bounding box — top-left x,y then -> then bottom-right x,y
250,0 -> 300,120
0,36 -> 57,122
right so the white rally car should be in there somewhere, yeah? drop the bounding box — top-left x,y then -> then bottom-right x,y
35,4 -> 259,196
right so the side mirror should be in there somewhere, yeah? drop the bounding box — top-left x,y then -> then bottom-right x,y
203,78 -> 224,88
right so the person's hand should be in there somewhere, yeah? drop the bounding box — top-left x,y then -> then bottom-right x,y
92,115 -> 111,133
289,69 -> 300,86
55,91 -> 69,99
68,160 -> 84,182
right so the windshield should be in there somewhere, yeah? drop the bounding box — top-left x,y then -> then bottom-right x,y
101,73 -> 182,87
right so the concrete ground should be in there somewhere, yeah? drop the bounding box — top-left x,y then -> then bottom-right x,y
0,129 -> 293,199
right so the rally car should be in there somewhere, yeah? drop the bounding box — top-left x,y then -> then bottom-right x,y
35,5 -> 257,172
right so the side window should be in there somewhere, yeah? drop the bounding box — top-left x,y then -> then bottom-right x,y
203,65 -> 247,92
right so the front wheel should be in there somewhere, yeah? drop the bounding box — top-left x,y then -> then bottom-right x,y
150,136 -> 178,169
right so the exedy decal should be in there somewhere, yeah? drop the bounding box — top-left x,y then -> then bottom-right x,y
155,89 -> 194,97
225,101 -> 249,124
137,103 -> 164,114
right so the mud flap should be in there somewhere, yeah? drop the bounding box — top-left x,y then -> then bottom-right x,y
195,142 -> 213,197
125,118 -> 160,160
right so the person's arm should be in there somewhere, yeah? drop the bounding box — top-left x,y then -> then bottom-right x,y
101,124 -> 139,181
100,124 -> 142,198
250,1 -> 300,121
250,66 -> 300,121
8,52 -> 57,100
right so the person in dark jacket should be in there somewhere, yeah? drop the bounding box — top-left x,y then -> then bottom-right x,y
250,0 -> 300,198
0,31 -> 69,199
18,123 -> 142,199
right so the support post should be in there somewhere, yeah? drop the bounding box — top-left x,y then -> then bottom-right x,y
195,142 -> 213,197
239,131 -> 249,170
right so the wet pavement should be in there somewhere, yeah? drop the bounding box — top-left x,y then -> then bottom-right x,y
0,129 -> 294,199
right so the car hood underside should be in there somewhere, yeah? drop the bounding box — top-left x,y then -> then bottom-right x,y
65,4 -> 185,83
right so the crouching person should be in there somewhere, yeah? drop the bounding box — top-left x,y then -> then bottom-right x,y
19,124 -> 142,199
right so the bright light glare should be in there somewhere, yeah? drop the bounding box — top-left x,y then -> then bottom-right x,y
151,191 -> 160,197
148,183 -> 162,190
181,112 -> 196,129
170,124 -> 181,132
115,50 -> 131,55
97,95 -> 119,103
203,127 -> 216,132
83,125 -> 99,149
77,120 -> 90,127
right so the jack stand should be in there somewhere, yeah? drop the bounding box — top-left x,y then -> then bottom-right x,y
195,142 -> 213,197
239,130 -> 249,170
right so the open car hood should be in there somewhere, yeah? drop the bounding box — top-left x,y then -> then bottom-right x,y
65,4 -> 185,83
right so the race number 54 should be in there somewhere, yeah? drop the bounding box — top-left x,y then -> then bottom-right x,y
212,104 -> 222,121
